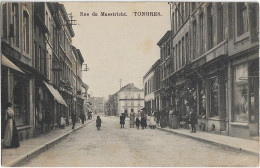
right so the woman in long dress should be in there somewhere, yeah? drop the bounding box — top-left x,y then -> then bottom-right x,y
129,109 -> 135,128
3,102 -> 20,148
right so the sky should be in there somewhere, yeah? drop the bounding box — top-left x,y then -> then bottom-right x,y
64,2 -> 170,98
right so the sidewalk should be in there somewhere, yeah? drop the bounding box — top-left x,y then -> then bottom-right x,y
1,119 -> 93,167
157,127 -> 259,156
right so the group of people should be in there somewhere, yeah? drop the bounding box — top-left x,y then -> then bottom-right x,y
155,106 -> 197,133
119,109 -> 156,130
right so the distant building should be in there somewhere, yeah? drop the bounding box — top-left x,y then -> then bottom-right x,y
107,83 -> 144,117
88,97 -> 105,114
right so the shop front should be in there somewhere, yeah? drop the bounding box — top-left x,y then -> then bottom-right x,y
228,51 -> 259,138
1,55 -> 34,141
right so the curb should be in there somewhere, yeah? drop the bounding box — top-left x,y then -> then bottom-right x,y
7,120 -> 93,167
156,127 -> 259,156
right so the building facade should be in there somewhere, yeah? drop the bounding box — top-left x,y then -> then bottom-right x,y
1,2 -> 88,141
106,83 -> 144,117
117,83 -> 144,117
152,2 -> 258,139
143,59 -> 160,114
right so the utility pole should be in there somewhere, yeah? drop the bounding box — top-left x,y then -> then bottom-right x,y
119,79 -> 122,89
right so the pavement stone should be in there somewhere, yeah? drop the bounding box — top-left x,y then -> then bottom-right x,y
1,119 -> 93,167
157,127 -> 259,156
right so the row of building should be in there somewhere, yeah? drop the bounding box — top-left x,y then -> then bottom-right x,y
106,83 -> 144,117
143,2 -> 259,139
1,2 -> 89,140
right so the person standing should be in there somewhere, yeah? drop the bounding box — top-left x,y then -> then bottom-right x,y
189,109 -> 197,133
136,117 -> 140,129
3,102 -> 20,148
71,112 -> 76,129
96,115 -> 102,130
80,112 -> 86,124
129,109 -> 135,128
120,113 -> 125,128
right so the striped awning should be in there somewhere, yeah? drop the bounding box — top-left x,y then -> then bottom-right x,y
43,81 -> 68,107
1,55 -> 24,74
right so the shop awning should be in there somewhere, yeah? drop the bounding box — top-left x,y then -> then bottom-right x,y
1,55 -> 24,74
43,81 -> 68,107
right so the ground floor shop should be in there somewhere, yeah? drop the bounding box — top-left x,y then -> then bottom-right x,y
1,55 -> 34,141
227,50 -> 259,138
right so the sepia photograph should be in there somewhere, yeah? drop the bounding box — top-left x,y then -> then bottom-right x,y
1,1 -> 259,167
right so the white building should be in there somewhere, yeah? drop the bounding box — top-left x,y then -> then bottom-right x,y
117,83 -> 144,117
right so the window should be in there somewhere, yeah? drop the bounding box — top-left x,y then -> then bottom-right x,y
233,63 -> 248,122
185,33 -> 189,63
172,12 -> 175,34
175,9 -> 178,31
172,47 -> 175,71
178,3 -> 181,28
217,3 -> 224,43
34,43 -> 38,68
199,13 -> 204,54
237,3 -> 248,36
207,4 -> 213,50
192,20 -> 197,58
182,37 -> 185,66
192,2 -> 196,12
178,41 -> 181,68
175,44 -> 177,70
38,46 -> 41,71
210,77 -> 219,117
23,11 -> 29,53
2,3 -> 7,39
185,3 -> 189,19
181,3 -> 184,24
12,3 -> 19,47
13,75 -> 29,126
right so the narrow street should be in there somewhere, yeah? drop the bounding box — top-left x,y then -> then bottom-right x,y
23,116 -> 258,167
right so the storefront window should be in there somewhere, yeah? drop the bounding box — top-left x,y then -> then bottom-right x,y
210,77 -> 219,117
233,63 -> 248,122
13,75 -> 29,126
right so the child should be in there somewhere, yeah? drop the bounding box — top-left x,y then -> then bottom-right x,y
136,117 -> 140,129
96,115 -> 102,130
120,113 -> 125,128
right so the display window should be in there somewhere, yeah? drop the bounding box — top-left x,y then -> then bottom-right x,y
232,63 -> 249,122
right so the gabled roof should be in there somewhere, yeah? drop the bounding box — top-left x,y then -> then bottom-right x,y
117,83 -> 142,93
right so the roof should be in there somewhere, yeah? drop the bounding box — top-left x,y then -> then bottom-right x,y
157,30 -> 171,46
143,59 -> 160,79
117,83 -> 142,93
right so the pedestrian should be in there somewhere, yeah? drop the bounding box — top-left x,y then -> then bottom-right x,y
3,102 -> 20,148
136,117 -> 140,129
96,115 -> 102,130
140,116 -> 146,129
71,111 -> 76,129
60,114 -> 65,129
149,109 -> 156,129
129,109 -> 135,128
120,113 -> 125,128
189,109 -> 197,133
80,112 -> 86,124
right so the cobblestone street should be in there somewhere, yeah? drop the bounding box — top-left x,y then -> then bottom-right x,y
23,116 -> 258,167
